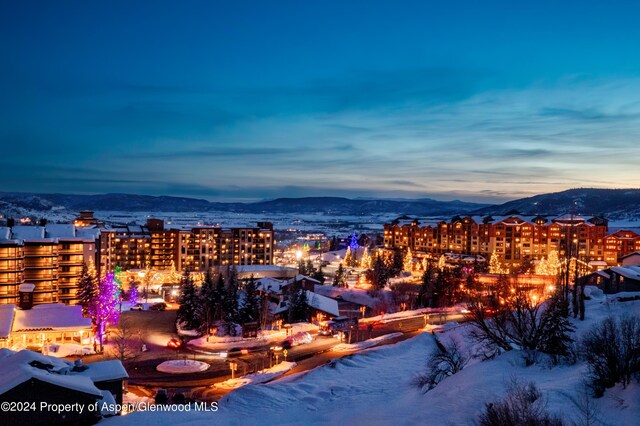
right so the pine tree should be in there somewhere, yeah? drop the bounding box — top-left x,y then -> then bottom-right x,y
305,259 -> 314,276
78,262 -> 98,317
297,259 -> 307,275
539,291 -> 574,360
128,280 -> 138,304
223,266 -> 240,335
93,272 -> 120,352
419,263 -> 436,307
403,248 -> 413,272
488,251 -> 505,274
214,273 -> 226,322
333,263 -> 346,287
372,254 -> 389,289
241,275 -> 260,324
288,286 -> 310,323
177,270 -> 201,330
343,246 -> 353,268
199,269 -> 219,332
360,247 -> 372,269
391,248 -> 404,276
311,264 -> 326,284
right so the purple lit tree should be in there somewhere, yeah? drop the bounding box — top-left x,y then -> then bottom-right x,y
129,280 -> 139,305
91,272 -> 120,352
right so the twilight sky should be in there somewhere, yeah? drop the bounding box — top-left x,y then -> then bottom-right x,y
2,1 -> 640,203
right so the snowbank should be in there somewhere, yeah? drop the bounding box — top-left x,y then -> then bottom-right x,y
332,332 -> 403,352
188,323 -> 318,352
156,360 -> 210,374
109,291 -> 640,426
214,361 -> 297,390
45,342 -> 95,358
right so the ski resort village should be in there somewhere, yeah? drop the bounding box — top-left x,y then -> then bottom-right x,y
4,1 -> 640,425
0,208 -> 639,425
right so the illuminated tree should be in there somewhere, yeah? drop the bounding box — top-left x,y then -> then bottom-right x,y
438,255 -> 447,271
360,247 -> 372,269
488,252 -> 506,275
128,279 -> 138,304
403,248 -> 413,272
535,250 -> 561,276
92,272 -> 120,352
343,246 -> 353,267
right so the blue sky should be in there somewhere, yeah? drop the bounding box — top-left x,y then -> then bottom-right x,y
2,1 -> 640,203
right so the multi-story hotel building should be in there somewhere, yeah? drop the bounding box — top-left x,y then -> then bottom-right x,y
384,215 -> 616,269
97,218 -> 274,275
0,225 -> 98,305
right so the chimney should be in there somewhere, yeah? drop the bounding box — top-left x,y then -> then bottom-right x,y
18,283 -> 36,310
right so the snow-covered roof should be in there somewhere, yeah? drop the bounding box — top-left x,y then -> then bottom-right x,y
621,251 -> 640,259
273,291 -> 340,317
72,360 -> 129,382
45,224 -> 76,239
0,227 -> 10,240
19,283 -> 35,292
0,304 -> 15,339
11,225 -> 46,240
76,226 -> 101,241
256,277 -> 287,295
611,266 -> 640,281
287,275 -> 321,285
313,285 -> 378,308
305,291 -> 340,317
12,304 -> 92,332
0,349 -> 102,398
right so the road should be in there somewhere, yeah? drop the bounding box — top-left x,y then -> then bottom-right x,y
126,311 -> 467,402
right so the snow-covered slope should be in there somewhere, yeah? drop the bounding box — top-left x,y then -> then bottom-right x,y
111,289 -> 640,425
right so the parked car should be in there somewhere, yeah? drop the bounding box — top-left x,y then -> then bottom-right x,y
130,303 -> 144,311
167,338 -> 182,349
149,302 -> 167,311
226,347 -> 249,357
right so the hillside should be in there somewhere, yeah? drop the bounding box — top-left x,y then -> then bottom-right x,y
0,192 -> 487,216
474,188 -> 640,219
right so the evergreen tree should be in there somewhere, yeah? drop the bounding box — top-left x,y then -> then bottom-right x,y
391,248 -> 404,276
214,273 -> 226,322
177,269 -> 201,330
223,266 -> 240,335
343,247 -> 353,268
297,259 -> 307,275
403,248 -> 413,272
333,263 -> 346,287
199,269 -> 219,332
241,275 -> 260,324
288,286 -> 310,323
311,265 -> 326,284
418,263 -> 436,307
77,262 -> 98,317
360,247 -> 372,269
539,291 -> 574,360
489,251 -> 505,274
128,280 -> 138,304
371,254 -> 389,289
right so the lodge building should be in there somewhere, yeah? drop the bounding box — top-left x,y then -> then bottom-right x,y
384,214 -> 634,269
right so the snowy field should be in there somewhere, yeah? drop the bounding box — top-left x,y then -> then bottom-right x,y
110,288 -> 640,425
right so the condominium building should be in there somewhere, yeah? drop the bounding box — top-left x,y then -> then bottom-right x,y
384,215 -> 611,269
0,225 -> 98,305
98,219 -> 274,275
